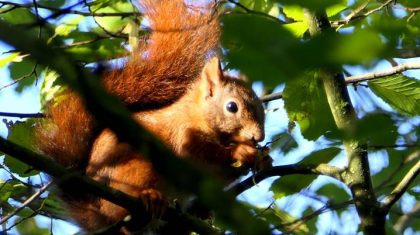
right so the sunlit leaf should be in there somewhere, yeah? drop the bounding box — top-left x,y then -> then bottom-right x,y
369,75 -> 420,117
0,52 -> 21,68
39,69 -> 66,109
284,21 -> 308,37
91,1 -> 137,33
278,0 -> 345,11
50,15 -> 84,40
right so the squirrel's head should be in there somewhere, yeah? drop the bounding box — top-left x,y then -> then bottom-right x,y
196,57 -> 265,146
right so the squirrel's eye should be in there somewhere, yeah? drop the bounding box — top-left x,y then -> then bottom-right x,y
226,101 -> 238,113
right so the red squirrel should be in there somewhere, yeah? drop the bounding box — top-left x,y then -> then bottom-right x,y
36,0 -> 265,233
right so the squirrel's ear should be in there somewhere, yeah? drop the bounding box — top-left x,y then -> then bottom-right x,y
200,57 -> 224,97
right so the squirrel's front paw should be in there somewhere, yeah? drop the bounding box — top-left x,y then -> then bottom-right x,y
140,188 -> 166,218
231,144 -> 258,167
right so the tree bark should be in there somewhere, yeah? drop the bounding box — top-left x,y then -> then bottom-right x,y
304,9 -> 386,235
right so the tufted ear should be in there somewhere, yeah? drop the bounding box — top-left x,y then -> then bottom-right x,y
200,57 -> 225,98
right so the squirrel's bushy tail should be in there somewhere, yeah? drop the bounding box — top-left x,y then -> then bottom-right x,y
36,92 -> 97,167
36,0 -> 220,167
104,0 -> 220,109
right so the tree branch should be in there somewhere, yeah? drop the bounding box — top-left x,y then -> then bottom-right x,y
229,164 -> 343,196
0,112 -> 44,118
260,92 -> 283,103
304,9 -> 384,235
381,160 -> 420,211
345,62 -> 420,83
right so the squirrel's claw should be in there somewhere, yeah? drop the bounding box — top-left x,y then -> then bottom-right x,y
140,188 -> 166,219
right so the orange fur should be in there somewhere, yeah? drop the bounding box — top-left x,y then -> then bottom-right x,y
35,1 -> 265,233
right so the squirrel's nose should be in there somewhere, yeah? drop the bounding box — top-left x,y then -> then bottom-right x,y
252,129 -> 265,143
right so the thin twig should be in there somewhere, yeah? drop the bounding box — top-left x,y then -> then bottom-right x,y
368,144 -> 419,150
260,62 -> 420,103
381,160 -> 420,211
0,181 -> 53,225
260,92 -> 283,103
0,64 -> 38,91
226,0 -> 285,24
58,36 -> 106,48
331,0 -> 394,27
345,62 -> 420,83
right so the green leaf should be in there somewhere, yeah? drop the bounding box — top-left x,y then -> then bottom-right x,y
222,14 -> 299,86
302,207 -> 317,233
270,175 -> 317,199
91,1 -> 137,33
283,73 -> 337,140
65,38 -> 125,62
328,29 -> 384,65
269,132 -> 298,154
244,202 -> 309,234
283,5 -> 305,21
281,4 -> 306,38
16,217 -> 50,235
326,0 -> 347,17
39,69 -> 66,109
278,0 -> 346,11
284,21 -> 308,37
0,8 -> 37,25
369,75 -> 420,117
0,52 -> 21,68
372,149 -> 419,196
298,147 -> 340,165
4,119 -> 39,177
39,0 -> 66,8
0,181 -> 13,202
317,183 -> 350,202
50,15 -> 84,41
353,113 -> 398,145
7,59 -> 43,92
0,180 -> 27,202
